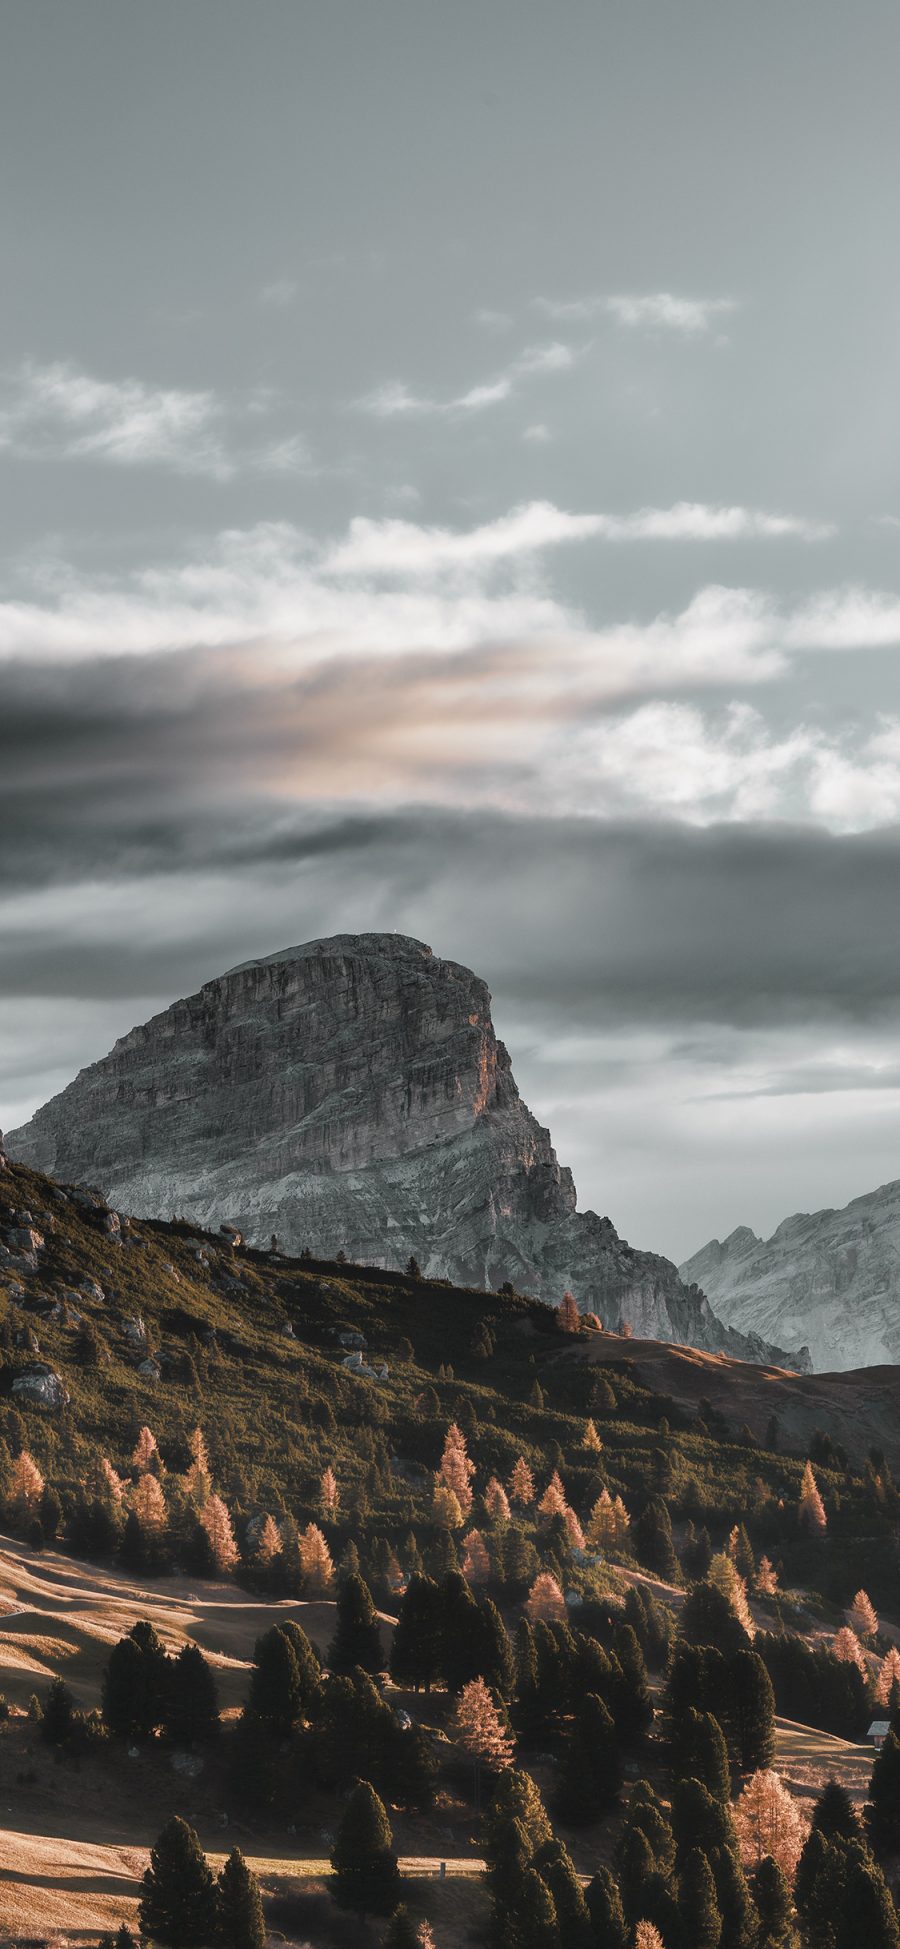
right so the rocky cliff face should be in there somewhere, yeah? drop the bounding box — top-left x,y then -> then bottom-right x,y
680,1179 -> 900,1373
8,932 -> 803,1367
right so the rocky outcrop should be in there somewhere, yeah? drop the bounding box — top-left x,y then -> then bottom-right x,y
680,1179 -> 900,1372
8,932 -> 802,1367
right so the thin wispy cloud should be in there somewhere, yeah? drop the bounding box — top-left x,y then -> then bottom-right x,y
258,278 -> 299,307
357,341 -> 579,419
0,360 -> 317,482
533,291 -> 737,335
0,360 -> 232,479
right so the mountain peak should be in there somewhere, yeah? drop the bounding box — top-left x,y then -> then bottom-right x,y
8,933 -> 802,1368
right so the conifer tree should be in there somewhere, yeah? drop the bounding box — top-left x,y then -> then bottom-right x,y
730,1648 -> 777,1771
215,1848 -> 266,1949
331,1780 -> 400,1915
40,1675 -> 74,1745
633,1497 -> 679,1580
848,1589 -> 878,1640
320,1463 -> 339,1513
585,1866 -> 628,1949
165,1643 -> 219,1746
525,1571 -> 566,1623
798,1460 -> 827,1533
670,1705 -> 731,1802
139,1816 -> 216,1946
132,1424 -> 159,1473
254,1514 -> 282,1568
612,1623 -> 653,1740
755,1555 -> 779,1598
384,1907 -> 431,1949
508,1456 -> 535,1506
537,1470 -> 568,1518
833,1625 -> 867,1673
102,1620 -> 170,1739
839,1855 -> 900,1949
438,1422 -> 475,1515
534,1835 -> 591,1945
875,1646 -> 900,1705
868,1725 -> 900,1855
556,1691 -> 621,1822
452,1676 -> 514,1806
484,1475 -> 511,1522
751,1855 -> 796,1949
733,1770 -> 808,1876
810,1788 -> 854,1853
583,1417 -> 603,1453
329,1571 -> 383,1673
708,1551 -> 755,1639
10,1449 -> 44,1525
247,1625 -> 304,1735
299,1520 -> 334,1593
432,1482 -> 464,1528
678,1846 -> 723,1949
390,1573 -> 443,1692
557,1289 -> 581,1333
462,1527 -> 491,1585
200,1492 -> 238,1571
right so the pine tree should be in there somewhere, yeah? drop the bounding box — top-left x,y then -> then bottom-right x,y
329,1572 -> 383,1673
462,1527 -> 491,1585
868,1726 -> 900,1855
390,1573 -> 443,1692
484,1475 -> 511,1522
875,1646 -> 900,1704
102,1620 -> 170,1739
833,1625 -> 867,1673
537,1470 -> 568,1518
634,1924 -> 665,1949
320,1463 -> 339,1514
583,1417 -> 603,1453
299,1520 -> 334,1593
438,1422 -> 475,1516
563,1507 -> 586,1553
215,1848 -> 266,1949
838,1856 -> 900,1949
40,1675 -> 74,1745
708,1551 -> 755,1639
669,1705 -> 731,1802
633,1498 -> 679,1580
755,1555 -> 779,1598
452,1676 -> 514,1805
139,1816 -> 216,1946
612,1623 -> 653,1740
534,1835 -> 591,1946
433,1481 -> 464,1528
132,1424 -> 159,1473
254,1514 -> 282,1567
848,1589 -> 878,1640
751,1855 -> 795,1949
247,1625 -> 305,1735
798,1460 -> 827,1533
812,1778 -> 862,1842
100,1457 -> 125,1502
729,1649 -> 776,1771
525,1572 -> 566,1623
10,1449 -> 44,1525
732,1770 -> 808,1876
556,1691 -> 621,1822
384,1907 -> 429,1949
165,1643 -> 219,1745
331,1780 -> 401,1915
585,1866 -> 628,1949
133,1471 -> 167,1544
678,1846 -> 723,1949
508,1456 -> 535,1506
557,1290 -> 581,1333
200,1492 -> 238,1572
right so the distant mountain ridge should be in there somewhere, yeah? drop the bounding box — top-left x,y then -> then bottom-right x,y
681,1177 -> 900,1372
7,931 -> 805,1368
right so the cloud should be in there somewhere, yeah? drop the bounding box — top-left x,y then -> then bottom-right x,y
258,278 -> 299,307
533,291 -> 737,335
0,360 -> 232,479
522,423 -> 551,444
357,342 -> 578,419
323,502 -> 603,575
473,308 -> 513,332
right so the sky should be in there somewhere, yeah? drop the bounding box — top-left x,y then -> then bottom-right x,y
4,1 -> 900,1264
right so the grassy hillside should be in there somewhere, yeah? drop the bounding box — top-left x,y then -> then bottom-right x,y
0,1151 -> 898,1610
